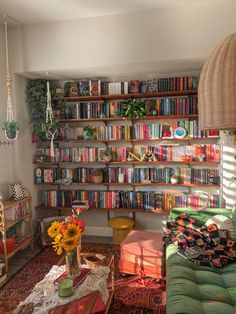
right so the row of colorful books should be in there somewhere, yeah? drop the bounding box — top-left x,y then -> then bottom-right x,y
43,190 -> 219,209
134,144 -> 220,162
105,167 -> 220,185
63,95 -> 198,119
175,194 -> 220,208
35,144 -> 220,163
36,167 -> 220,185
4,200 -> 30,220
64,76 -> 198,97
58,121 -> 218,141
35,147 -> 127,162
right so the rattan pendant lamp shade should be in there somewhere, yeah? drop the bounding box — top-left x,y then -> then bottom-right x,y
198,33 -> 236,131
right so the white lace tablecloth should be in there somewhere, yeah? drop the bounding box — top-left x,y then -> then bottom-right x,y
16,265 -> 110,314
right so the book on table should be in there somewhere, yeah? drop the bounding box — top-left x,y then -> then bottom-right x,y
49,290 -> 106,314
54,267 -> 91,288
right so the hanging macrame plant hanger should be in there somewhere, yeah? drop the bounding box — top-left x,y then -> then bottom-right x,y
2,15 -> 19,140
45,79 -> 57,157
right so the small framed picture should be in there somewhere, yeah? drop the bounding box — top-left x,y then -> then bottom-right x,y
11,180 -> 26,201
162,125 -> 174,139
207,130 -> 220,138
174,127 -> 187,139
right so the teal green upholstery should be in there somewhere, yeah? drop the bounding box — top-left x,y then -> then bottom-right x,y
167,208 -> 236,314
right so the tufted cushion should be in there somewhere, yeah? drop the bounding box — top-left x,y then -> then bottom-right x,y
167,208 -> 236,314
167,244 -> 236,314
205,215 -> 236,239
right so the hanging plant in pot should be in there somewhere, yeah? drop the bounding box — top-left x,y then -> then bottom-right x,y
2,120 -> 20,140
2,16 -> 20,141
39,117 -> 59,141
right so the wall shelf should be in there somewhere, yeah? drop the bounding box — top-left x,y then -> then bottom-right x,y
36,204 -> 169,214
62,89 -> 197,102
59,114 -> 198,123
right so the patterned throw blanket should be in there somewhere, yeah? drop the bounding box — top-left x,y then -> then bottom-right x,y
163,213 -> 236,268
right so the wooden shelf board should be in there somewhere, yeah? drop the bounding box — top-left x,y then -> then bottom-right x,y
55,138 -> 219,144
33,161 -> 220,166
0,237 -> 32,259
35,204 -> 169,214
35,182 -> 220,187
2,197 -> 31,210
59,114 -> 198,123
4,213 -> 31,230
104,183 -> 220,187
63,89 -> 197,102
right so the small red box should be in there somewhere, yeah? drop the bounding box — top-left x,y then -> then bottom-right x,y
0,237 -> 15,254
119,230 -> 164,279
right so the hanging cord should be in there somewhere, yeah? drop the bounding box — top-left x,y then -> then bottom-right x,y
4,15 -> 14,122
46,80 -> 53,124
45,76 -> 57,157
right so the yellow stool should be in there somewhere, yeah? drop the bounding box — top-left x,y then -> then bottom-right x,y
108,216 -> 134,245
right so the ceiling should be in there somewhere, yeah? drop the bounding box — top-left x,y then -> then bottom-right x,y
0,0 -> 228,25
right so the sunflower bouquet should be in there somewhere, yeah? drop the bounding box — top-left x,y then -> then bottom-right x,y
48,209 -> 85,255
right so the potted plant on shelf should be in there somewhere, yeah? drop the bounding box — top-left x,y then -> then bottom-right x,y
93,169 -> 103,184
83,125 -> 97,140
2,120 -> 20,140
101,149 -> 116,162
121,98 -> 147,119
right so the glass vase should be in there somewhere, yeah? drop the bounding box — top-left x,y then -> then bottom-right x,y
66,240 -> 81,278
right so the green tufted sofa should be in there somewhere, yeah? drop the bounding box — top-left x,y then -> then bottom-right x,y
166,207 -> 236,314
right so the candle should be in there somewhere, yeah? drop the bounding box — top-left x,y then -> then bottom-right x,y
58,278 -> 74,298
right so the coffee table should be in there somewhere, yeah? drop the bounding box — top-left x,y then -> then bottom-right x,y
15,252 -> 114,314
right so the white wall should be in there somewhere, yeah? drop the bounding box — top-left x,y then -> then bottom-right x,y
6,0 -> 236,235
8,0 -> 236,77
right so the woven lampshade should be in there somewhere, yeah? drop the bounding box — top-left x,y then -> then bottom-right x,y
198,33 -> 236,131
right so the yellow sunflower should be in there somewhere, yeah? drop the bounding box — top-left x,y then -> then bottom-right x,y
48,221 -> 62,238
52,234 -> 63,255
61,236 -> 79,251
63,224 -> 81,238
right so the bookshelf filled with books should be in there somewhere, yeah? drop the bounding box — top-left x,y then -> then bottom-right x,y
33,76 -> 221,214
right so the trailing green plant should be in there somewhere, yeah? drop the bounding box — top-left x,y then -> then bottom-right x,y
101,148 -> 116,161
2,120 -> 20,132
121,98 -> 147,119
26,79 -> 60,140
227,130 -> 236,135
83,125 -> 97,140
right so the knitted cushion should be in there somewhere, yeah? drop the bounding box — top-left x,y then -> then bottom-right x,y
205,215 -> 236,239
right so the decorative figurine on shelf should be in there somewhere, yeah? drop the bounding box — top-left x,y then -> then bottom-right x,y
127,155 -> 134,162
198,154 -> 205,162
128,152 -> 141,161
118,168 -> 125,183
141,151 -> 157,162
170,175 -> 179,185
182,154 -> 192,162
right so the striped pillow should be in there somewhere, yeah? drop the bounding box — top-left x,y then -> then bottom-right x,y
205,215 -> 236,239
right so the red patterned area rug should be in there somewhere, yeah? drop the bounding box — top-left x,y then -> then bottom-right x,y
0,242 -> 166,314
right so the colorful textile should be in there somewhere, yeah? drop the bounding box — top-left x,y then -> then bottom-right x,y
163,213 -> 236,268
